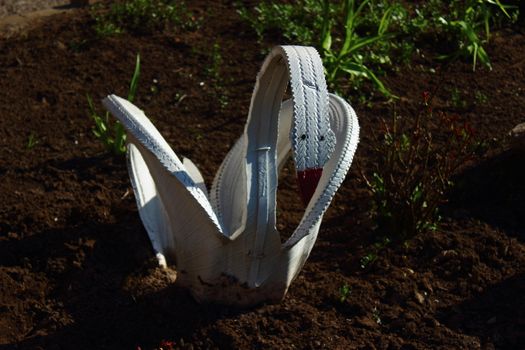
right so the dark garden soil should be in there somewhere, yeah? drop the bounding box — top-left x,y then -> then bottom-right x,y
1,1 -> 525,349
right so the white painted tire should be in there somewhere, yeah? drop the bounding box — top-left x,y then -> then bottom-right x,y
103,46 -> 359,306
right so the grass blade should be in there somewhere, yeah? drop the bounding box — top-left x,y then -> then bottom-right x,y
128,53 -> 141,102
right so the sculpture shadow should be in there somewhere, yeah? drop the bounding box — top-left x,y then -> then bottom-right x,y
1,205 -> 244,349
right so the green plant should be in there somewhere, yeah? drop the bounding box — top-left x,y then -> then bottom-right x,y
359,237 -> 390,268
339,284 -> 351,302
359,252 -> 377,269
236,0 -> 328,44
238,0 -> 517,95
92,0 -> 196,36
437,15 -> 492,71
461,1 -> 517,68
204,42 -> 230,110
362,91 -> 478,240
26,132 -> 38,150
372,307 -> 382,324
450,87 -> 467,109
320,0 -> 396,97
88,54 -> 141,155
474,90 -> 488,105
409,0 -> 516,71
206,42 -> 223,81
237,0 -> 397,98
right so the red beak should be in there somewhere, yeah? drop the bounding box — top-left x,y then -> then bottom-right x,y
297,168 -> 323,206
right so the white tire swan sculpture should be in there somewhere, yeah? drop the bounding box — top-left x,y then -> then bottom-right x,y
103,46 -> 359,306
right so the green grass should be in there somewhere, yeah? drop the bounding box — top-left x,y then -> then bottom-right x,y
238,0 -> 518,99
238,0 -> 397,98
91,0 -> 197,36
26,132 -> 38,150
338,284 -> 351,303
87,54 -> 141,156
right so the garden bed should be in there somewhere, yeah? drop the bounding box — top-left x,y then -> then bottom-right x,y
0,1 -> 524,349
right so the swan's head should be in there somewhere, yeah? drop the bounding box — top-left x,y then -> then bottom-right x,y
291,113 -> 335,205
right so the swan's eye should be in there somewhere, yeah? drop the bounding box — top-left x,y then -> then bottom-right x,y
300,134 -> 306,140
320,135 -> 325,141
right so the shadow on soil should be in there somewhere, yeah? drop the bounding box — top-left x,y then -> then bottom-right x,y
1,205 -> 243,349
439,272 -> 525,349
446,149 -> 525,241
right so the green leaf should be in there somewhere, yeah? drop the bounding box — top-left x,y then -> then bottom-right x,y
378,5 -> 394,35
86,93 -> 96,115
341,0 -> 370,56
486,0 -> 511,18
344,33 -> 392,58
340,62 -> 395,98
114,122 -> 126,154
322,30 -> 332,52
128,53 -> 141,102
320,0 -> 332,51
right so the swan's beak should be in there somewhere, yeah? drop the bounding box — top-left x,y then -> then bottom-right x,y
297,168 -> 323,205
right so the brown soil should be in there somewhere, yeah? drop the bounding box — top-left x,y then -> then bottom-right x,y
1,2 -> 524,349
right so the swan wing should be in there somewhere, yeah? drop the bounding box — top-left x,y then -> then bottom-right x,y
103,95 -> 225,271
